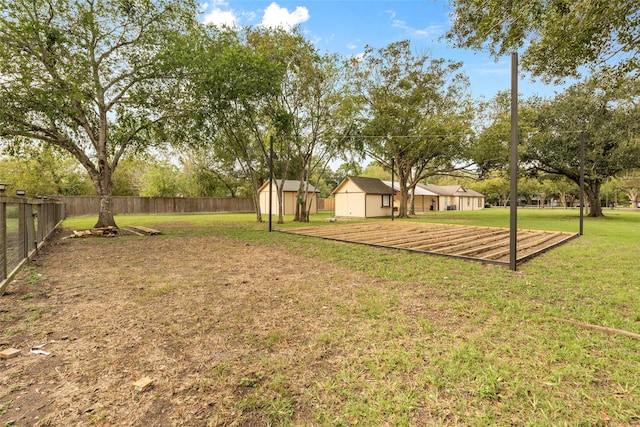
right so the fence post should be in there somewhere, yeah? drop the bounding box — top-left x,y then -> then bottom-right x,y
36,203 -> 44,245
25,202 -> 36,255
0,201 -> 6,281
18,202 -> 27,259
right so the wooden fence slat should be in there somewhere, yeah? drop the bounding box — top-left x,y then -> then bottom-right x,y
58,196 -> 255,217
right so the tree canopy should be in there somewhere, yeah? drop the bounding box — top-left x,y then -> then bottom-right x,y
524,73 -> 640,216
349,40 -> 473,217
0,0 -> 199,227
446,0 -> 640,82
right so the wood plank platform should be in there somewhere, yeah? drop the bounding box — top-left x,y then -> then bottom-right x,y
281,222 -> 578,266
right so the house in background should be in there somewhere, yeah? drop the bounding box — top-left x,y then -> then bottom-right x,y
418,183 -> 485,211
382,180 -> 439,213
332,177 -> 486,217
332,176 -> 395,218
258,179 -> 319,216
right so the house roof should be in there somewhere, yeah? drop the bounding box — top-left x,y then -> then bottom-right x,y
332,176 -> 394,195
417,183 -> 485,198
258,179 -> 320,193
382,181 -> 439,196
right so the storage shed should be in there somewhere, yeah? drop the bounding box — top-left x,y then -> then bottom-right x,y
332,176 -> 395,218
258,179 -> 319,216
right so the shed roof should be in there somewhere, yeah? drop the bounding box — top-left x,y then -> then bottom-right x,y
332,176 -> 394,195
258,179 -> 320,193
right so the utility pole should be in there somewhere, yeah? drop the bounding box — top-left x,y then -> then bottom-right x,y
391,157 -> 395,221
269,135 -> 274,232
579,131 -> 585,235
509,52 -> 518,271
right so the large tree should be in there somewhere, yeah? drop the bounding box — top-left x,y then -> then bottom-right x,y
524,74 -> 640,217
283,45 -> 356,223
349,40 -> 473,218
470,173 -> 510,207
617,171 -> 640,209
446,0 -> 640,82
176,27 -> 291,223
0,0 -> 198,227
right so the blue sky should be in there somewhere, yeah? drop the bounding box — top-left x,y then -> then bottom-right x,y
199,0 -> 574,100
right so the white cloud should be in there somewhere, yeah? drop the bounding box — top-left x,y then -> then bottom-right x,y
392,19 -> 444,38
386,9 -> 445,39
200,0 -> 229,13
346,42 -> 357,50
352,52 -> 366,62
475,67 -> 510,75
242,10 -> 258,24
203,7 -> 237,28
260,2 -> 309,31
474,60 -> 510,74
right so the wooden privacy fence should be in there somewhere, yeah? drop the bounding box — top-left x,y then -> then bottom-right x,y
60,196 -> 255,217
0,196 -> 65,295
318,198 -> 335,211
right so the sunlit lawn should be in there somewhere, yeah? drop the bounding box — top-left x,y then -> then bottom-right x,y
59,208 -> 640,425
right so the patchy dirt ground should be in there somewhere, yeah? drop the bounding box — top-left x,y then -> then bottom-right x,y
1,226 -> 431,426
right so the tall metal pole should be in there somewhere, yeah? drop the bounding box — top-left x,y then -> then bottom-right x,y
579,131 -> 585,235
268,135 -> 274,232
391,157 -> 395,221
509,52 -> 518,271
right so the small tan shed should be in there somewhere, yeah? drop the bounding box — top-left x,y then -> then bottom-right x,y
258,179 -> 319,216
332,176 -> 395,218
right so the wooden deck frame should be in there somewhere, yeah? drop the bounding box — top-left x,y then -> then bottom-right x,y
281,222 -> 579,266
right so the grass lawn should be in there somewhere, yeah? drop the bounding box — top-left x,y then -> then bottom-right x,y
22,209 -> 640,424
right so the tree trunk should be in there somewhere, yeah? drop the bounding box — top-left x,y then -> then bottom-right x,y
293,192 -> 300,221
94,193 -> 117,228
298,191 -> 310,223
629,190 -> 639,209
251,186 -> 263,223
585,181 -> 604,217
398,186 -> 410,218
395,163 -> 410,218
92,166 -> 117,228
277,187 -> 285,224
409,187 -> 416,216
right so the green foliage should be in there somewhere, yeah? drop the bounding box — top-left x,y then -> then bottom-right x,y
171,27 -> 296,220
178,148 -> 252,197
446,0 -> 640,82
0,0 -> 200,227
0,145 -> 92,196
111,159 -> 147,196
469,173 -> 510,206
524,72 -> 640,216
361,161 -> 391,180
349,40 -> 474,217
138,161 -> 185,197
617,170 -> 640,208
